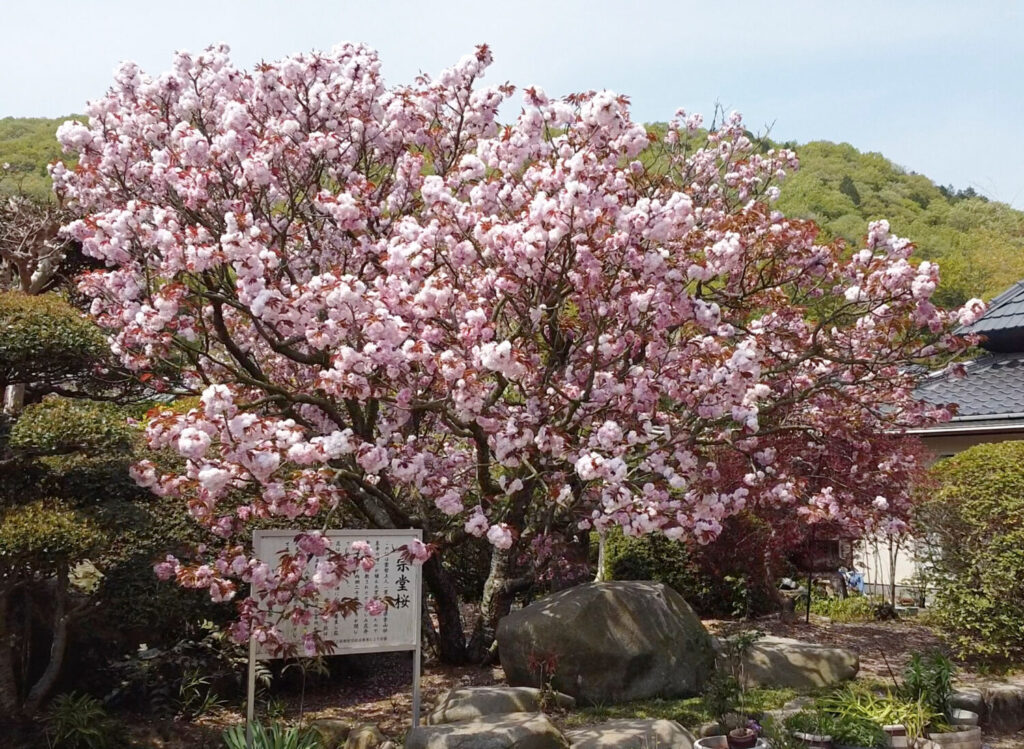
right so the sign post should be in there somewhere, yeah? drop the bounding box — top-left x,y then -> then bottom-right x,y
245,528 -> 424,743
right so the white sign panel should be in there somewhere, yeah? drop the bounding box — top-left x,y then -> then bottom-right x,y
252,529 -> 423,657
247,528 -> 425,736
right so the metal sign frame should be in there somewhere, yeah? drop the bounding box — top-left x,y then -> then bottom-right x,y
245,528 -> 423,746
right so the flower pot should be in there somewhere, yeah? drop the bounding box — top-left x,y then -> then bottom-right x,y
949,709 -> 979,727
793,731 -> 833,748
728,728 -> 759,749
695,738 -> 729,749
926,725 -> 982,749
694,737 -> 769,749
883,724 -> 908,749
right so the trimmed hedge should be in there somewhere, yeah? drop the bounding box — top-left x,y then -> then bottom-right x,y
916,441 -> 1024,661
0,292 -> 107,387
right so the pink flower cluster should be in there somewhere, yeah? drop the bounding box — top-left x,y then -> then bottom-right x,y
57,43 -> 981,653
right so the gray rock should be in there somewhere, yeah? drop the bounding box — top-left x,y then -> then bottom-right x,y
736,635 -> 858,690
951,689 -> 986,720
380,743 -> 398,749
951,684 -> 1024,733
782,696 -> 816,711
312,718 -> 353,748
984,685 -> 1024,734
566,719 -> 696,748
345,724 -> 386,749
695,723 -> 721,739
427,686 -> 575,725
405,713 -> 570,749
497,582 -> 715,706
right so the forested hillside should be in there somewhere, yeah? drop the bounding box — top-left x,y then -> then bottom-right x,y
3,118 -> 1022,303
0,117 -> 77,199
776,140 -> 1024,306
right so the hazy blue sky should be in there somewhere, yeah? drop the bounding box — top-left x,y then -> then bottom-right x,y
3,1 -> 1021,206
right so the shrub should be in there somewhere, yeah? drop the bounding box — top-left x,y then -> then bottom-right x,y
9,397 -> 135,454
915,441 -> 1024,661
808,593 -> 880,622
0,292 -> 106,389
816,685 -> 941,742
600,518 -> 781,617
45,692 -> 127,749
222,721 -> 322,749
902,652 -> 954,725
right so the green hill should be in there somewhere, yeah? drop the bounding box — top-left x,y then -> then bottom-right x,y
3,118 -> 1022,304
776,141 -> 1024,306
0,116 -> 78,200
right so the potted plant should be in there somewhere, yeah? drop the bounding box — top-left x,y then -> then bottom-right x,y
696,631 -> 768,749
902,653 -> 981,749
784,711 -> 836,748
814,685 -> 939,747
831,716 -> 888,749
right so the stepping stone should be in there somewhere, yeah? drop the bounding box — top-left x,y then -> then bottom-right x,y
427,686 -> 575,725
405,713 -> 569,749
566,719 -> 696,748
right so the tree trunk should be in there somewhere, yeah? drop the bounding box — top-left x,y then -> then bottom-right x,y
594,532 -> 607,582
468,547 -> 518,663
24,575 -> 69,714
2,384 -> 25,415
0,589 -> 21,717
420,556 -> 468,665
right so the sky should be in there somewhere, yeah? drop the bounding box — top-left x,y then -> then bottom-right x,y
3,1 -> 1022,207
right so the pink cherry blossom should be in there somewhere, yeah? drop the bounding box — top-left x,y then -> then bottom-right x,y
57,42 -> 981,658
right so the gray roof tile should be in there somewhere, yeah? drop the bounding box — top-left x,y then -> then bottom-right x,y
956,281 -> 1024,337
916,353 -> 1024,418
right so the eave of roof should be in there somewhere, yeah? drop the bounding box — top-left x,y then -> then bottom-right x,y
956,280 -> 1024,337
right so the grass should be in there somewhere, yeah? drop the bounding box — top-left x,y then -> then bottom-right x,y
561,686 -> 799,730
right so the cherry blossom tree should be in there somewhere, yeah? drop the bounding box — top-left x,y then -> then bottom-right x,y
54,43 -> 983,662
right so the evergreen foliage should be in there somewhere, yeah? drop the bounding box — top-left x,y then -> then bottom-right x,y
775,141 -> 1024,305
916,441 -> 1024,661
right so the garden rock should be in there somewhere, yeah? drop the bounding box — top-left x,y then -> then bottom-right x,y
985,685 -> 1024,733
497,581 -> 714,706
405,713 -> 570,749
734,635 -> 858,689
345,724 -> 386,749
951,684 -> 1024,733
427,686 -> 576,724
312,718 -> 354,748
566,718 -> 696,748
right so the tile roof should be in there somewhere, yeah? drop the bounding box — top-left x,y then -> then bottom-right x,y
956,281 -> 1024,338
916,353 -> 1024,419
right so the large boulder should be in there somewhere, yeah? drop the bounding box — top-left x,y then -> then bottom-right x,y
427,686 -> 575,725
405,713 -> 569,749
952,684 -> 1024,733
735,635 -> 858,690
566,719 -> 696,748
497,581 -> 715,706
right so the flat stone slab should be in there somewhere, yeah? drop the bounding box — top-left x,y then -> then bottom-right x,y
952,684 -> 1024,733
427,687 -> 575,725
405,713 -> 569,749
735,635 -> 858,690
566,719 -> 696,748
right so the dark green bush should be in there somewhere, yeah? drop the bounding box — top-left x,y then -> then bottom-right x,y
600,519 -> 780,617
45,691 -> 127,749
10,398 -> 135,454
0,292 -> 106,388
916,441 -> 1024,661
